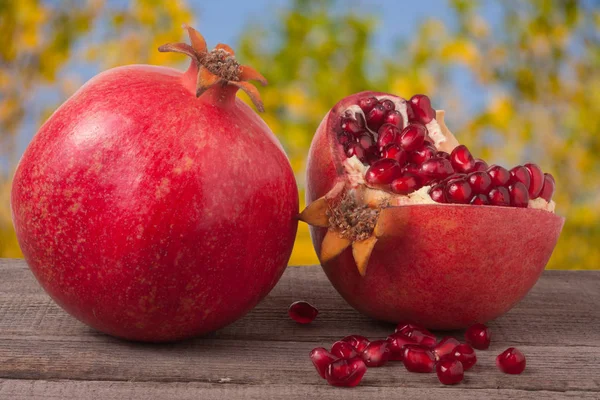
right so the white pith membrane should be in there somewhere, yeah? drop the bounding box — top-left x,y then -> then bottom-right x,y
299,95 -> 556,276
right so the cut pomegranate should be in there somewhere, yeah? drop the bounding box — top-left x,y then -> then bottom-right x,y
365,159 -> 403,185
325,357 -> 367,387
449,344 -> 477,370
445,178 -> 473,204
539,173 -> 556,202
433,337 -> 460,360
391,173 -> 421,195
488,186 -> 511,207
341,335 -> 371,353
509,165 -> 531,189
399,124 -> 427,151
402,344 -> 436,373
525,163 -> 544,198
310,347 -> 338,379
288,301 -> 318,324
387,332 -> 418,361
464,323 -> 491,350
409,94 -> 435,124
468,171 -> 493,194
361,340 -> 391,367
496,347 -> 526,374
509,182 -> 530,208
436,359 -> 464,385
331,341 -> 359,359
487,165 -> 511,187
450,145 -> 476,173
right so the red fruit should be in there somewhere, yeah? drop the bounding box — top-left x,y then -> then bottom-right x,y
384,110 -> 404,129
496,347 -> 526,374
539,173 -> 556,202
464,323 -> 491,350
525,163 -> 544,198
420,157 -> 454,180
361,339 -> 391,367
288,301 -> 318,324
450,145 -> 476,173
341,335 -> 371,353
381,144 -> 407,165
509,182 -> 530,208
468,171 -> 493,194
367,103 -> 387,131
409,94 -> 436,124
445,178 -> 473,204
471,159 -> 489,172
409,144 -> 436,164
470,194 -> 489,205
381,99 -> 395,111
399,123 -> 427,151
429,184 -> 447,203
391,173 -> 421,195
325,357 -> 367,387
488,186 -> 511,207
433,337 -> 460,360
345,142 -> 367,163
11,26 -> 298,342
358,96 -> 379,114
331,341 -> 358,359
450,344 -> 477,370
377,124 -> 400,150
403,344 -> 436,373
509,165 -> 531,189
387,332 -> 418,361
487,165 -> 511,187
436,359 -> 464,385
310,347 -> 338,379
365,159 -> 403,185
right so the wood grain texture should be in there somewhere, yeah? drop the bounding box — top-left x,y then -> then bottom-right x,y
1,258 -> 599,399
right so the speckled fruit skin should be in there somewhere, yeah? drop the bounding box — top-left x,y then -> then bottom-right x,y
10,63 -> 298,342
306,91 -> 564,329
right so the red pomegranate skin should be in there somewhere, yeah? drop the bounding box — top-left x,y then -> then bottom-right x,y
306,91 -> 564,329
11,63 -> 298,342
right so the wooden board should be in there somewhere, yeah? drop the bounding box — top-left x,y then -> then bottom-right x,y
0,258 -> 599,399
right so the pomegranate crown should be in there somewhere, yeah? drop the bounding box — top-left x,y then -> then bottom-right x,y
159,24 -> 268,111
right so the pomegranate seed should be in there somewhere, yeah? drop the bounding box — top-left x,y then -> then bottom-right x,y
338,132 -> 352,146
436,359 -> 464,385
429,184 -> 447,203
358,96 -> 379,114
433,337 -> 460,360
470,194 -> 489,205
488,186 -> 510,207
381,99 -> 395,111
391,173 -> 421,195
325,357 -> 367,387
539,173 -> 555,202
345,142 -> 367,163
409,144 -> 436,164
436,151 -> 450,159
496,347 -> 526,375
509,165 -> 531,189
487,165 -> 511,187
331,341 -> 359,359
395,321 -> 427,334
340,118 -> 364,135
399,123 -> 427,151
367,104 -> 386,131
445,178 -> 473,204
471,159 -> 489,172
357,133 -> 375,149
381,144 -> 407,165
450,145 -> 475,173
341,335 -> 370,353
465,323 -> 491,350
402,344 -> 435,373
288,301 -> 318,324
402,327 -> 437,348
387,332 -> 418,361
361,340 -> 391,367
409,94 -> 436,124
467,171 -> 492,194
419,157 -> 454,180
525,163 -> 544,198
365,159 -> 403,185
310,347 -> 338,379
509,181 -> 530,207
449,344 -> 477,370
403,163 -> 420,176
384,110 -> 404,129
377,124 -> 400,150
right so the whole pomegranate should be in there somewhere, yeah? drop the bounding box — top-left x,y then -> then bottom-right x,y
10,26 -> 298,342
300,92 -> 563,329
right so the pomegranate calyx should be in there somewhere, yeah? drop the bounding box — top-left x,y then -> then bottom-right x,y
352,236 -> 378,276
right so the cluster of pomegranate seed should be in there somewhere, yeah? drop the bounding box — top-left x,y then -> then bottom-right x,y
309,321 -> 526,387
337,94 -> 555,206
288,301 -> 319,324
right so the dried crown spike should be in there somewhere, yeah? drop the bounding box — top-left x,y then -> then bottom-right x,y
158,24 -> 268,111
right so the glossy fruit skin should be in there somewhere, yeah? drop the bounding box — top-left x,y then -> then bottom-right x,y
11,64 -> 299,342
306,92 -> 564,329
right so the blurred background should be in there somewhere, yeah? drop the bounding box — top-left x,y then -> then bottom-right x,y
0,0 -> 598,269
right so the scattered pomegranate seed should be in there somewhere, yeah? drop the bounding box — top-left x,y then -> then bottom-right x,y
436,359 -> 464,385
509,182 -> 530,207
496,347 -> 526,375
450,145 -> 476,173
487,165 -> 511,187
402,344 -> 436,373
367,104 -> 387,131
467,171 -> 492,194
420,157 -> 454,180
365,159 -> 403,185
387,332 -> 418,361
445,178 -> 473,204
464,323 -> 491,350
488,186 -> 511,207
358,96 -> 379,114
509,165 -> 531,190
539,173 -> 555,202
341,335 -> 370,353
399,124 -> 427,151
361,340 -> 391,367
288,301 -> 318,324
450,344 -> 477,370
429,184 -> 447,203
331,340 -> 359,359
402,327 -> 436,348
384,110 -> 404,129
395,321 -> 427,334
381,99 -> 395,111
381,144 -> 407,164
433,337 -> 460,360
409,144 -> 436,164
409,94 -> 436,124
525,163 -> 544,198
310,347 -> 338,379
470,194 -> 489,205
471,159 -> 489,172
325,357 -> 367,387
345,142 -> 367,163
391,173 -> 421,195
